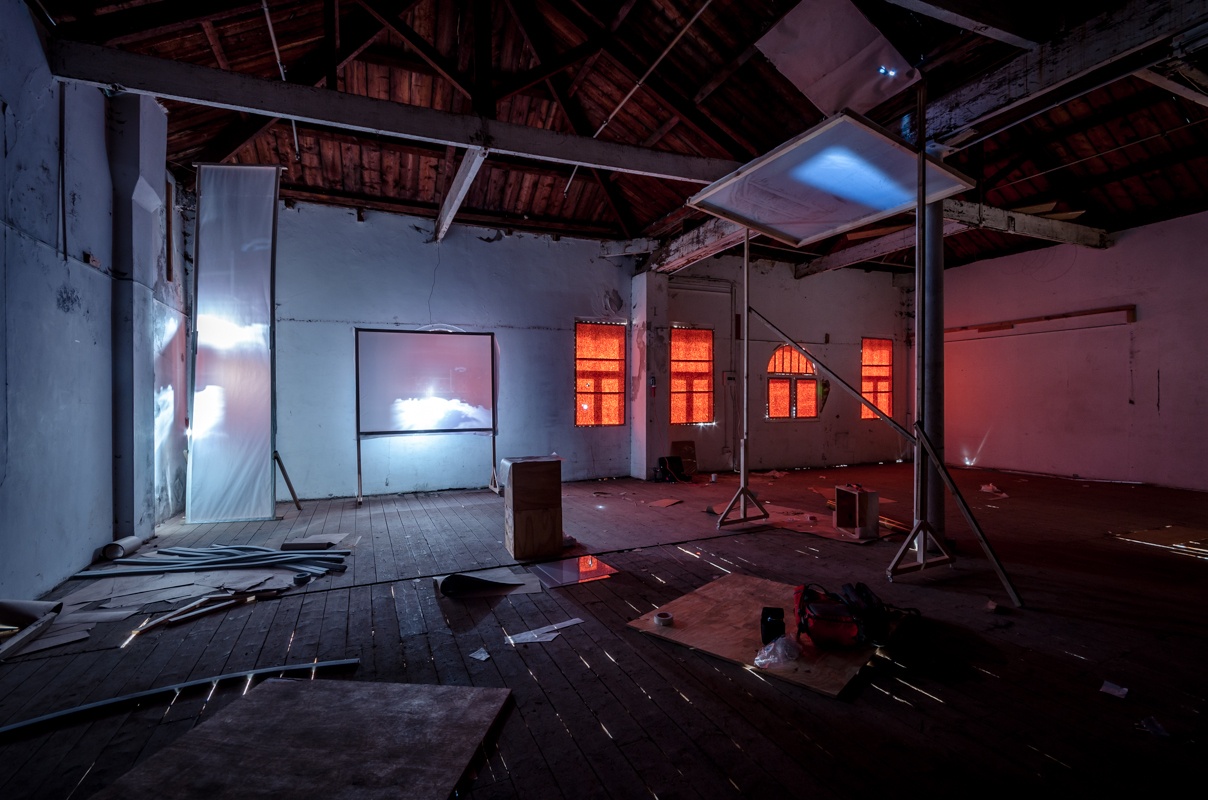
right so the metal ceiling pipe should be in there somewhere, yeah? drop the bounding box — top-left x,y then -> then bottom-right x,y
262,0 -> 302,161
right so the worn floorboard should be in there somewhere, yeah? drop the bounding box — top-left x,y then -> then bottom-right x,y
1,465 -> 1206,798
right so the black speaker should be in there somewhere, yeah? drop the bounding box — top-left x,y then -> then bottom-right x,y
761,607 -> 786,644
658,455 -> 688,482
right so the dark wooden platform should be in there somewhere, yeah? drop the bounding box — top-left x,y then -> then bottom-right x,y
2,464 -> 1207,798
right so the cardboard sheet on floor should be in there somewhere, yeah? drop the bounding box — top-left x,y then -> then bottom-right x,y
628,573 -> 872,697
88,679 -> 510,800
649,498 -> 682,508
764,504 -> 882,545
530,556 -> 617,588
435,567 -> 542,599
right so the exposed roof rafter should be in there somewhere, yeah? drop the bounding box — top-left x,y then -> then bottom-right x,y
926,0 -> 1208,149
49,39 -> 741,183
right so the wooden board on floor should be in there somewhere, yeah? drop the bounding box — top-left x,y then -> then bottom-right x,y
1117,525 -> 1208,548
88,679 -> 510,800
627,573 -> 872,698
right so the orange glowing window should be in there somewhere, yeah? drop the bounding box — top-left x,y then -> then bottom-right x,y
575,322 -> 626,426
860,338 -> 893,419
671,328 -> 713,424
766,345 -> 818,419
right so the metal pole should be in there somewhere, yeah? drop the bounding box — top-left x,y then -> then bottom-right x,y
924,200 -> 946,541
913,80 -> 929,559
740,227 -> 750,516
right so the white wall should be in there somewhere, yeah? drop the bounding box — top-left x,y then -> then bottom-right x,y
0,0 -> 188,599
670,255 -> 913,471
1,0 -> 114,598
274,202 -> 633,497
945,210 -> 1208,491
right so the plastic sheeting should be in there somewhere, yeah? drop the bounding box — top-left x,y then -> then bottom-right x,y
186,165 -> 279,522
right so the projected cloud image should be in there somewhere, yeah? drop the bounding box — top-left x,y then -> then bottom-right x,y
391,396 -> 493,430
358,330 -> 494,434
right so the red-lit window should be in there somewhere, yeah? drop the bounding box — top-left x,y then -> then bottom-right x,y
861,338 -> 893,419
575,322 -> 626,426
766,345 -> 817,419
671,328 -> 713,424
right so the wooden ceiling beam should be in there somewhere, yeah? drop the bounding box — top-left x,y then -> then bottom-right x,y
433,147 -> 489,242
472,0 -> 496,117
941,199 -> 1112,248
646,198 -> 1109,277
504,0 -> 638,237
354,0 -> 473,98
50,39 -> 741,183
927,0 -> 1208,149
1135,68 -> 1208,110
279,185 -> 619,236
646,217 -> 751,273
190,7 -> 386,166
55,0 -> 261,46
793,221 -> 968,278
495,40 -> 600,101
882,1 -> 1040,50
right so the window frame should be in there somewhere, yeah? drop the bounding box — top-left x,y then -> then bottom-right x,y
574,321 -> 627,427
670,326 -> 715,425
860,337 -> 894,420
765,344 -> 819,421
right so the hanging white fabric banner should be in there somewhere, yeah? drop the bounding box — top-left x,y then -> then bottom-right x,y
186,165 -> 279,522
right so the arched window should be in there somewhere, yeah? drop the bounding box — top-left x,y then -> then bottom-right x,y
767,345 -> 818,419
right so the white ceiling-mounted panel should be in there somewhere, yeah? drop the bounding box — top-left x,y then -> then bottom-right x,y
688,112 -> 974,248
758,0 -> 918,115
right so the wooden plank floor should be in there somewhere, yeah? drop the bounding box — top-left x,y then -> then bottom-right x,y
2,464 -> 1207,798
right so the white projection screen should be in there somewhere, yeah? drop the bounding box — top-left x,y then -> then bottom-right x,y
356,330 -> 495,435
186,165 -> 280,523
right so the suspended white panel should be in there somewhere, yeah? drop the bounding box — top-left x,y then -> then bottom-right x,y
757,0 -> 918,116
186,165 -> 280,523
688,113 -> 974,248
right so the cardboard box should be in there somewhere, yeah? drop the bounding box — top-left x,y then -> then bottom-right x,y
501,457 -> 562,559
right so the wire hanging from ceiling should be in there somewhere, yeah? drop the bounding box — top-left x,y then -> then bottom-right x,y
563,0 -> 715,197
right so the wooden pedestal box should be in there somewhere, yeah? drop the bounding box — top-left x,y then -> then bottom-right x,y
834,484 -> 879,539
501,457 -> 563,559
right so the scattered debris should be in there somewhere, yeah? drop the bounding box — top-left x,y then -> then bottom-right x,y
505,618 -> 583,645
435,568 -> 542,599
469,647 -> 491,662
281,534 -> 346,551
1100,680 -> 1129,699
72,544 -> 350,580
531,556 -> 617,588
0,600 -> 62,659
650,498 -> 682,508
980,484 -> 1009,499
1138,716 -> 1169,737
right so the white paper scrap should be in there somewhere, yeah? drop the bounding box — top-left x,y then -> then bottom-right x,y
505,617 -> 584,645
1100,680 -> 1129,698
469,647 -> 491,662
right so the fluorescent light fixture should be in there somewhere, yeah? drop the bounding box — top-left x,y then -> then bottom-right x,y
688,112 -> 974,248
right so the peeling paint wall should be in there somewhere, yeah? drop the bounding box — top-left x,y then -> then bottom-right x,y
274,202 -> 632,497
669,257 -> 911,472
945,210 -> 1208,491
1,0 -> 114,598
0,0 -> 187,598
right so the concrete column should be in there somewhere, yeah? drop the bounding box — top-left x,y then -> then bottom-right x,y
630,270 -> 670,479
108,94 -> 167,541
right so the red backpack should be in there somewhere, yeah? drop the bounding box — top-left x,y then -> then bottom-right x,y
793,583 -> 861,648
